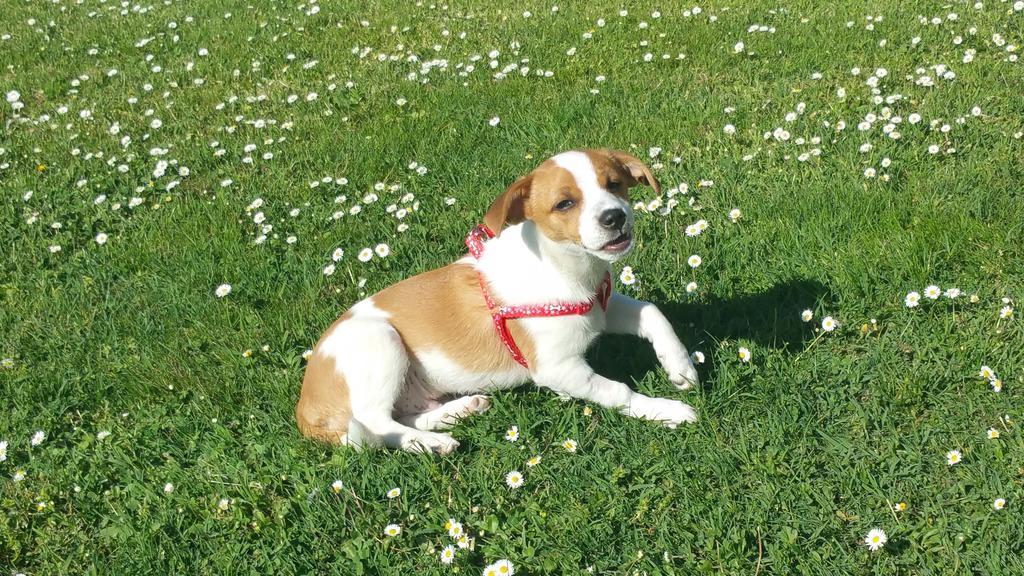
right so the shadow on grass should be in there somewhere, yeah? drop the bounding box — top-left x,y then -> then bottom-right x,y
590,279 -> 831,390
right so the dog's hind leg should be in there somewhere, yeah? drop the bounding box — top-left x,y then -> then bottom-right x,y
398,395 -> 491,431
319,311 -> 460,454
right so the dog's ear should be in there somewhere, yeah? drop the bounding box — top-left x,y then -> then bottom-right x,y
483,173 -> 533,233
607,149 -> 660,195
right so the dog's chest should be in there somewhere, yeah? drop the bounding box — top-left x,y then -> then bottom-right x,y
522,308 -> 605,356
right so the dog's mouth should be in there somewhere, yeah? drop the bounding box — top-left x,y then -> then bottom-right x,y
601,232 -> 633,253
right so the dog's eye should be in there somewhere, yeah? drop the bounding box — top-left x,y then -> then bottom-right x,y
553,199 -> 575,211
607,180 -> 622,190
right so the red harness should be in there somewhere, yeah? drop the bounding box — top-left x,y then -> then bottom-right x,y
465,224 -> 612,369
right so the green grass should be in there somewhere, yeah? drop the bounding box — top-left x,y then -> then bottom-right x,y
2,0 -> 1024,573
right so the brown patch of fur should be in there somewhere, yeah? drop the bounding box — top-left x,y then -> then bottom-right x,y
373,263 -> 535,372
296,313 -> 353,444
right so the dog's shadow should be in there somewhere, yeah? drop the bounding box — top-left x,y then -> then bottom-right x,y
590,279 -> 831,390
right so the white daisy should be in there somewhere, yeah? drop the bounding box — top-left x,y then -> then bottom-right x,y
163,482 -> 174,493
383,523 -> 401,537
440,544 -> 456,564
687,255 -> 702,268
30,431 -> 45,446
386,487 -> 401,499
801,309 -> 813,322
505,470 -> 524,489
738,347 -> 751,362
821,316 -> 837,332
505,426 -> 519,442
375,243 -> 390,257
946,449 -> 962,465
904,291 -> 921,308
619,266 -> 636,285
924,285 -> 941,299
864,528 -> 887,551
562,439 -> 578,452
993,498 -> 1006,510
357,248 -> 373,262
215,284 -> 232,297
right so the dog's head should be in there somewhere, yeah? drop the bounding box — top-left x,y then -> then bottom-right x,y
484,149 -> 659,262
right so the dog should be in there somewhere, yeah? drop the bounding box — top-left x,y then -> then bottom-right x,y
296,149 -> 699,454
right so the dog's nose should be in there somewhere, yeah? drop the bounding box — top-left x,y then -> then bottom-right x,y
598,208 -> 626,230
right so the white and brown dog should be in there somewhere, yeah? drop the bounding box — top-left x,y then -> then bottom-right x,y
297,149 -> 699,454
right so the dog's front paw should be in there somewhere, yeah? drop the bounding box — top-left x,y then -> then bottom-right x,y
626,397 -> 698,428
665,356 -> 700,390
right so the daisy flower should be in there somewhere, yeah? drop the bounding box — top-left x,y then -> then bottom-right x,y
30,431 -> 45,446
504,425 -> 519,442
489,116 -> 501,127
505,470 -> 524,489
357,248 -> 373,262
946,450 -> 962,466
383,524 -> 401,537
904,291 -> 921,308
440,545 -> 456,564
924,285 -> 941,299
1000,305 -> 1014,319
215,283 -> 232,297
991,379 -> 1003,393
801,309 -> 813,322
456,534 -> 471,549
738,347 -> 751,362
13,470 -> 26,482
163,482 -> 174,493
526,455 -> 542,467
993,498 -> 1006,510
386,487 -> 401,499
728,208 -> 742,222
217,498 -> 231,511
685,281 -> 698,293
446,519 -> 464,539
687,255 -> 702,268
979,365 -> 995,380
986,428 -> 1000,440
490,559 -> 515,575
0,440 -> 7,462
691,351 -> 705,364
96,430 -> 111,441
943,287 -> 961,299
821,316 -> 837,332
619,266 -> 636,285
562,439 -> 578,453
892,502 -> 907,512
864,528 -> 887,551
375,243 -> 390,258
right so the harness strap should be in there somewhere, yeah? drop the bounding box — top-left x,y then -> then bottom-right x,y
465,224 -> 612,369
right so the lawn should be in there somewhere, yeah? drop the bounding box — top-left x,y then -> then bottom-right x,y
2,0 -> 1023,573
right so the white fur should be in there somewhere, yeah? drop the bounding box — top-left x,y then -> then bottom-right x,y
317,155 -> 699,454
